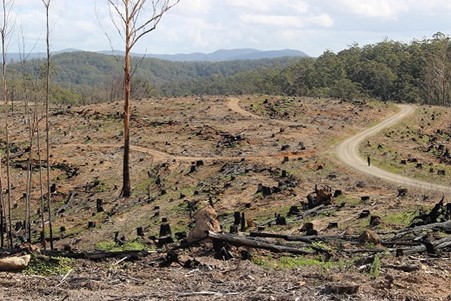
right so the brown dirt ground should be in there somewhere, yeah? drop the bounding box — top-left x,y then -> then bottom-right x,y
0,96 -> 450,300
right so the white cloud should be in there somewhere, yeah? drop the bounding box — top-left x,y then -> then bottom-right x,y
307,14 -> 334,27
334,0 -> 409,18
240,13 -> 333,28
173,0 -> 213,15
225,0 -> 272,12
287,2 -> 310,14
240,14 -> 303,27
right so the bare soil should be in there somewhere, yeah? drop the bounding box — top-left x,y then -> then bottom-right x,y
0,96 -> 450,300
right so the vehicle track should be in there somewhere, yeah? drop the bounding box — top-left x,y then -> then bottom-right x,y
336,104 -> 451,194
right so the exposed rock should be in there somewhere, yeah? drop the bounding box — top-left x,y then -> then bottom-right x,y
0,254 -> 31,271
358,229 -> 381,245
187,205 -> 221,243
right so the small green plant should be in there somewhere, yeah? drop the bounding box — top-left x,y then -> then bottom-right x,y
95,241 -> 116,251
25,255 -> 73,276
370,254 -> 381,279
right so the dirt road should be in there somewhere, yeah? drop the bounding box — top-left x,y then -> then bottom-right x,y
336,104 -> 451,194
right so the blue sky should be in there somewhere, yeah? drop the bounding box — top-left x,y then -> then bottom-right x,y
10,0 -> 451,57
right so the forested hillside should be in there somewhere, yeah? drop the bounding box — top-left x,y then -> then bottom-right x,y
6,52 -> 301,104
5,32 -> 451,106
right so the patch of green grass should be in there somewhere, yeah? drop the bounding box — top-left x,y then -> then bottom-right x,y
382,210 -> 416,227
335,195 -> 360,207
95,240 -> 116,251
252,255 -> 344,270
134,177 -> 154,195
25,255 -> 73,276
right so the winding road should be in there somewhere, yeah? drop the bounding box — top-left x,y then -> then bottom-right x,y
336,104 -> 451,194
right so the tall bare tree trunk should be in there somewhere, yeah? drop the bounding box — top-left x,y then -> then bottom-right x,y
0,170 -> 3,247
1,0 -> 13,248
121,3 -> 132,197
43,0 -> 53,250
36,121 -> 46,249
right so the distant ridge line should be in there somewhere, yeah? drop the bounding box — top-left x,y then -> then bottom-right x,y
4,48 -> 309,62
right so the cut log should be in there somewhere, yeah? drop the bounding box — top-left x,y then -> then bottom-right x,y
296,205 -> 325,220
388,220 -> 451,240
383,264 -> 421,272
323,283 -> 359,295
256,217 -> 277,228
207,231 -> 314,255
41,250 -> 151,260
57,191 -> 77,214
396,236 -> 451,255
249,232 -> 359,243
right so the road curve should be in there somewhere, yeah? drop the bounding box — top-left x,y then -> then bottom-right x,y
336,104 -> 451,194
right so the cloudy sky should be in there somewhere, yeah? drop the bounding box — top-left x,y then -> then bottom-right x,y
10,0 -> 451,57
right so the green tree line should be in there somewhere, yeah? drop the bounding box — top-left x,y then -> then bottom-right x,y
172,32 -> 451,106
272,32 -> 451,105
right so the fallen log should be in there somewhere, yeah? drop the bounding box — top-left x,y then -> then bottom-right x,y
255,217 -> 277,228
255,204 -> 335,228
296,205 -> 325,219
343,248 -> 387,254
382,264 -> 421,272
396,236 -> 451,255
207,231 -> 314,255
386,220 -> 451,240
249,231 -> 359,243
41,249 -> 152,260
56,191 -> 77,214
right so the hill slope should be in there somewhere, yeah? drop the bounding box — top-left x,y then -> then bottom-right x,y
9,50 -> 304,102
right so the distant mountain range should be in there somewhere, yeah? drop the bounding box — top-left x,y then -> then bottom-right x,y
5,48 -> 308,62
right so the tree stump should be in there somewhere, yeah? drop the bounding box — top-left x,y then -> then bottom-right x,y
96,199 -> 104,213
159,218 -> 172,237
240,213 -> 246,232
370,215 -> 382,227
136,227 -> 144,237
233,211 -> 241,225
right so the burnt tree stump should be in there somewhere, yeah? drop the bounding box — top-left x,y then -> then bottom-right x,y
358,210 -> 370,219
96,199 -> 104,213
136,227 -> 145,237
233,211 -> 241,225
240,213 -> 246,232
370,215 -> 382,227
159,218 -> 172,237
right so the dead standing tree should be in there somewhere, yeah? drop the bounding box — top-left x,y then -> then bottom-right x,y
107,0 -> 180,197
42,0 -> 53,250
1,0 -> 14,248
